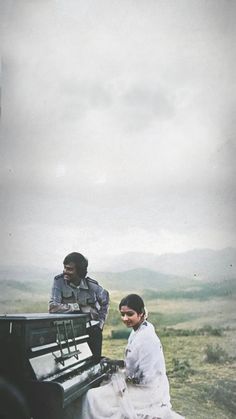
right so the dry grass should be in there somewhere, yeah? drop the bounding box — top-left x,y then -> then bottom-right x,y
103,293 -> 236,419
102,331 -> 236,419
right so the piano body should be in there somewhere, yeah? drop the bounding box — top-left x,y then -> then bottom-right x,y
0,313 -> 111,419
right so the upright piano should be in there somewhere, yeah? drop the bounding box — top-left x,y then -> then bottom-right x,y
0,313 -> 111,419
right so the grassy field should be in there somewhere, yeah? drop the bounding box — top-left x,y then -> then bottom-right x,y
102,292 -> 236,419
1,286 -> 235,418
102,331 -> 236,419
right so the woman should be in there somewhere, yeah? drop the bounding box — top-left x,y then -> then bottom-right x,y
79,294 -> 184,419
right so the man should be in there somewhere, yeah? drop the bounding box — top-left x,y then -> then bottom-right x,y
49,252 -> 109,361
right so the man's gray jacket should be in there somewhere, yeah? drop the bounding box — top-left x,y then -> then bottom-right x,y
49,274 -> 109,329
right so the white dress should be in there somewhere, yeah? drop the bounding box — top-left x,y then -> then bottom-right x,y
79,321 -> 184,419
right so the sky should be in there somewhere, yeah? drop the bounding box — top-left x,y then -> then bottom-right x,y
0,0 -> 235,272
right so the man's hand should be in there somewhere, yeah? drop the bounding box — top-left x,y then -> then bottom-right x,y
68,303 -> 80,312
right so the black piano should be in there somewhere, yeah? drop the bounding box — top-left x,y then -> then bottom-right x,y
0,313 -> 111,419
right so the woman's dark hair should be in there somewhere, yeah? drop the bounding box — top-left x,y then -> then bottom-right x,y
63,252 -> 88,278
119,294 -> 145,314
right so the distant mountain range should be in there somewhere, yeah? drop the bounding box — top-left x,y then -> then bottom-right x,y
0,266 -> 54,285
99,247 -> 236,281
93,268 -> 194,291
0,248 -> 235,294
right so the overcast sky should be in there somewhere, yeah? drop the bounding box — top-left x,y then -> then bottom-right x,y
0,0 -> 235,271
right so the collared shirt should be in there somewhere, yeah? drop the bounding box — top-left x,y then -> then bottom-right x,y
49,274 -> 109,329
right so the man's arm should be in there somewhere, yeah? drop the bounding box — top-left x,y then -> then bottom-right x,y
48,277 -> 78,313
96,286 -> 109,329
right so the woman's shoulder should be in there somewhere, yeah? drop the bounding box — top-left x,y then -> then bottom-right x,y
132,322 -> 162,356
142,320 -> 156,332
137,321 -> 160,341
144,320 -> 154,329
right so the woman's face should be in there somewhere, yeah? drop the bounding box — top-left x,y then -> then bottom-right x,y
120,305 -> 143,329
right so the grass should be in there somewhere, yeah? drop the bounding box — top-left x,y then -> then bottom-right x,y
1,288 -> 235,418
102,292 -> 236,419
102,329 -> 236,419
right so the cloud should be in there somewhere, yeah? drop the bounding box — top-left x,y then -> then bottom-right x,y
0,0 -> 235,268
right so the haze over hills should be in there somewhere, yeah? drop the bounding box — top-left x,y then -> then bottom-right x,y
0,266 -> 54,282
93,268 -> 193,291
0,248 -> 235,312
0,248 -> 235,290
99,247 -> 236,281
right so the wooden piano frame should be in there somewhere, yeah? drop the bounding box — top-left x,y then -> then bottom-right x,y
0,313 -> 110,419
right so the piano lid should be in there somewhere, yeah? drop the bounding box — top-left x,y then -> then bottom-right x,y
0,313 -> 90,352
0,313 -> 88,321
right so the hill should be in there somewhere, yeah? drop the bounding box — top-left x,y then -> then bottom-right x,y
0,266 -> 235,306
0,247 -> 235,285
100,247 -> 236,281
0,247 -> 235,311
93,268 -> 193,291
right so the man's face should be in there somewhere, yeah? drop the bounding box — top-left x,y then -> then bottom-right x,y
63,262 -> 79,282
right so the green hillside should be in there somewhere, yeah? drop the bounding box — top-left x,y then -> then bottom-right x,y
0,270 -> 235,418
0,268 -> 235,315
142,278 -> 236,300
93,268 -> 194,291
